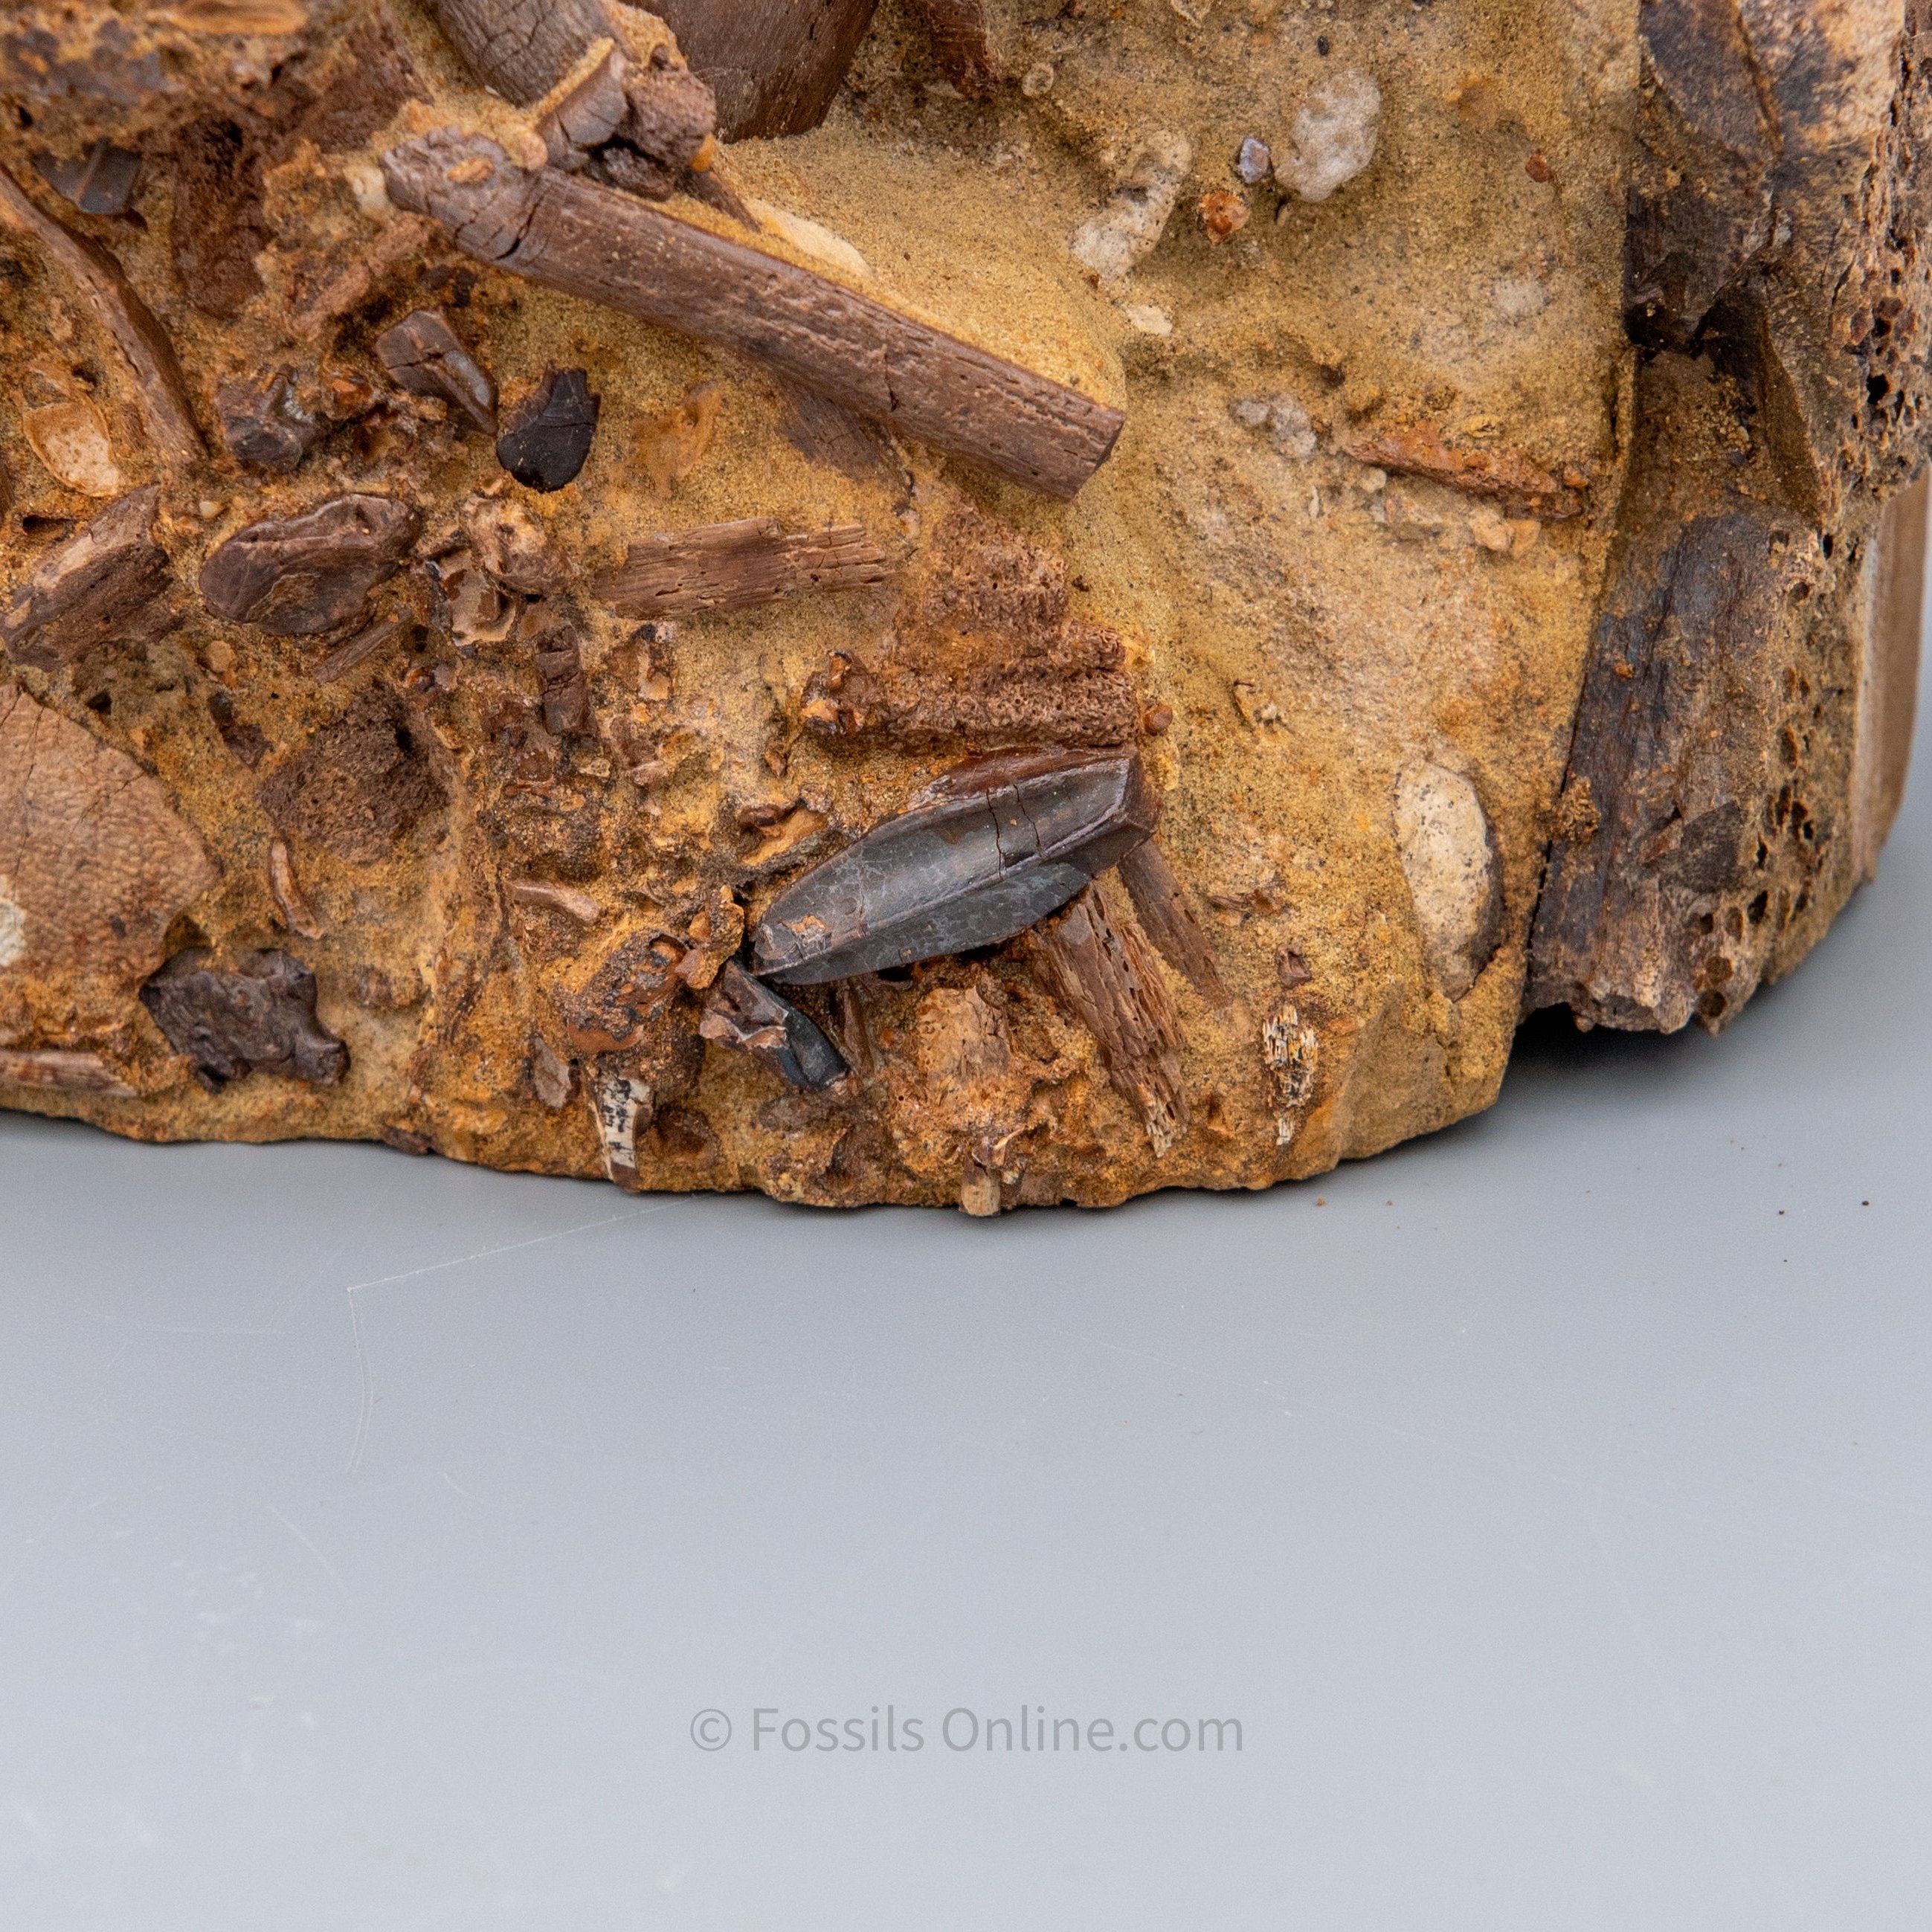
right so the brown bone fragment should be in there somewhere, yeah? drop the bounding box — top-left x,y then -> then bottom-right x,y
651,0 -> 880,140
0,161 -> 203,467
752,749 -> 1160,984
256,689 -> 445,863
1528,351 -> 1815,1032
267,837 -> 323,938
1116,838 -> 1232,1010
595,517 -> 890,619
0,681 -> 217,985
313,614 -> 404,685
911,0 -> 1004,100
199,495 -> 422,636
1028,881 -> 1186,1156
214,367 -> 324,474
140,947 -> 348,1087
1,486 -> 176,672
380,132 -> 1124,499
530,624 -> 590,735
376,309 -> 498,433
1339,424 -> 1583,519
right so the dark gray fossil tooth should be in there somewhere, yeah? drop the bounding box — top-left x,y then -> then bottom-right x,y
750,748 -> 1159,985
699,962 -> 849,1087
495,367 -> 599,492
33,140 -> 142,217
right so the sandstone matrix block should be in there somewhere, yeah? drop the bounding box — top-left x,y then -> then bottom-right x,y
0,0 -> 1925,1211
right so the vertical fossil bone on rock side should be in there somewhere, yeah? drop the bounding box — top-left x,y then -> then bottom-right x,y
1526,0 -> 1929,1037
1027,881 -> 1187,1156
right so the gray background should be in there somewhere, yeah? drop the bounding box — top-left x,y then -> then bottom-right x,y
2,726 -> 1929,1929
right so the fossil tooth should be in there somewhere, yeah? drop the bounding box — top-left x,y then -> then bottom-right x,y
376,308 -> 498,434
751,749 -> 1159,985
700,962 -> 849,1088
495,367 -> 599,492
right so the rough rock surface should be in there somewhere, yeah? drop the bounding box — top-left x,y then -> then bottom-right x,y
0,0 -> 1925,1208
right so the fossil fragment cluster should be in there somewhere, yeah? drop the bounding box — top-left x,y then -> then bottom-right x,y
0,0 -> 1925,1208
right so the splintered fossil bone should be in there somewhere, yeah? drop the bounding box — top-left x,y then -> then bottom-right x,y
0,161 -> 202,466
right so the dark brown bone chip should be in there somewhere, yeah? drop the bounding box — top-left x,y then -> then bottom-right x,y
1,485 -> 175,672
256,689 -> 445,863
140,949 -> 349,1089
700,962 -> 848,1089
376,308 -> 498,432
33,140 -> 141,216
495,368 -> 599,492
215,366 -> 323,474
199,495 -> 422,636
532,625 -> 590,735
751,749 -> 1159,985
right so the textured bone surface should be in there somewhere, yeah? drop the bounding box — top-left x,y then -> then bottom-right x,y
0,0 -> 1925,1208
